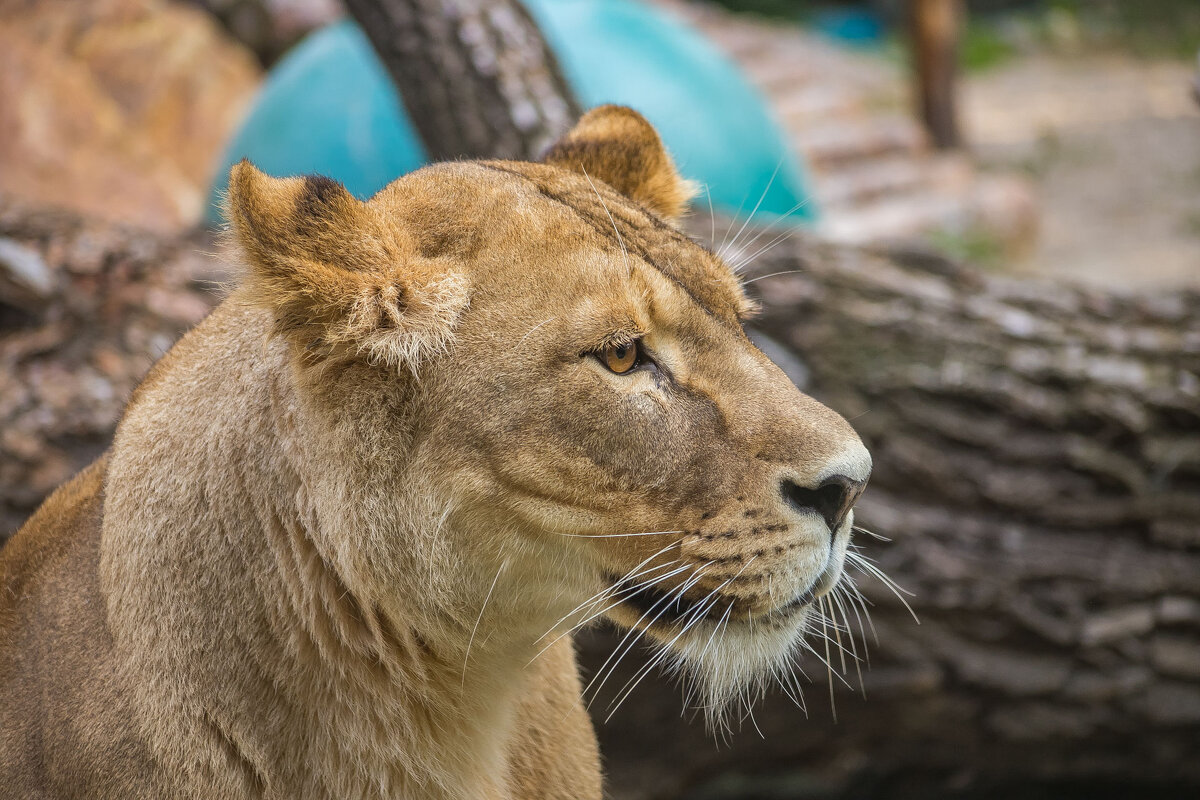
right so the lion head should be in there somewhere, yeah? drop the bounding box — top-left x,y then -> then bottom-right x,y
225,105 -> 870,726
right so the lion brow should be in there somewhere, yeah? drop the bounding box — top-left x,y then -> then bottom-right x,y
475,163 -> 729,324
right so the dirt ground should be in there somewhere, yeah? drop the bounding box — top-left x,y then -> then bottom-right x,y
963,54 -> 1200,289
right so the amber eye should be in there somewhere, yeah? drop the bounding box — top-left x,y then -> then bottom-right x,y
601,341 -> 640,374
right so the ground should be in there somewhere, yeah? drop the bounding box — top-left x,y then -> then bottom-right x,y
669,0 -> 1200,291
965,53 -> 1200,289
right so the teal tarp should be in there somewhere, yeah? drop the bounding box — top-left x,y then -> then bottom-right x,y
208,0 -> 814,225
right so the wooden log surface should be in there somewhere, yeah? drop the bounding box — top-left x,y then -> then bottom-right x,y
341,0 -> 581,161
0,196 -> 221,534
910,0 -> 964,149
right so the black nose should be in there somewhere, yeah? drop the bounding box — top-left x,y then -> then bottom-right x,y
780,475 -> 865,532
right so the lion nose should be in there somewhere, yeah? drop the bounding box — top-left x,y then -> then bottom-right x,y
780,474 -> 866,532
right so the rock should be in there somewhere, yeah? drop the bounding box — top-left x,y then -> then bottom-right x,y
968,173 -> 1040,259
25,449 -> 76,499
0,0 -> 261,233
145,285 -> 213,325
0,428 -> 43,462
0,237 -> 56,306
951,641 -> 1072,695
1158,596 -> 1200,625
987,703 -> 1100,740
1062,667 -> 1152,703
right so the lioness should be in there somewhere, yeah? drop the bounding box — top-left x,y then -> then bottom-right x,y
0,106 -> 870,799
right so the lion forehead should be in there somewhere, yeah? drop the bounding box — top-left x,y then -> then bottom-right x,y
475,162 -> 750,323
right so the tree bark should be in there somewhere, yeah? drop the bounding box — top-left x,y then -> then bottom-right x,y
0,195 -> 225,536
910,0 -> 963,149
342,0 -> 581,160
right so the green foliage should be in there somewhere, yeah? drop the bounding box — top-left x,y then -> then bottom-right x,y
960,20 -> 1017,71
1045,0 -> 1200,58
709,1 -> 1199,60
705,0 -> 808,22
1182,212 -> 1200,239
926,227 -> 1007,271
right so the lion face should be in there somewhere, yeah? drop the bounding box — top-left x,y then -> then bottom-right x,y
227,106 -> 870,722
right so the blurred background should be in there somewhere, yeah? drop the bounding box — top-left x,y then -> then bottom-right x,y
1,0 -> 1198,798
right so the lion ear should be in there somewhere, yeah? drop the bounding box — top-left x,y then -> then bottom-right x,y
225,161 -> 468,372
542,105 -> 697,222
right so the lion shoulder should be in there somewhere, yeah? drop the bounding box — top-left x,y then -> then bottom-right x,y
0,456 -> 160,798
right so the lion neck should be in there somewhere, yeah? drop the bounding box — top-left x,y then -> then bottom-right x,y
100,302 -> 574,798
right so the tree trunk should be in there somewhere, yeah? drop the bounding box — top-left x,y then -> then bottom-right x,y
910,0 -> 963,149
342,0 -> 581,160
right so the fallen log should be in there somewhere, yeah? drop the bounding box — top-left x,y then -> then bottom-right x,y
0,196 -> 225,534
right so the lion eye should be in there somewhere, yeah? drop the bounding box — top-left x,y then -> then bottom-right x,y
601,341 -> 640,374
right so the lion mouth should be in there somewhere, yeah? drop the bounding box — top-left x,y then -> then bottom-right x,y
606,573 -> 815,629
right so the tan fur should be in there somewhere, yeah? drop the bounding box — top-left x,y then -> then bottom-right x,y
0,107 -> 868,798
542,105 -> 697,221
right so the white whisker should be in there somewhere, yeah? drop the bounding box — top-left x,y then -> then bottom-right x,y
726,195 -> 815,271
719,189 -> 752,255
553,529 -> 683,539
582,167 -> 631,276
819,596 -> 837,722
740,268 -> 806,286
777,653 -> 808,716
698,600 -> 734,665
540,541 -> 681,640
585,564 -> 713,708
576,562 -> 699,697
462,556 -> 507,688
853,524 -> 891,542
843,574 -> 880,645
604,561 -> 731,722
832,584 -> 867,696
846,552 -> 919,623
560,561 -> 694,645
830,586 -> 865,695
515,316 -> 556,349
725,159 -> 783,254
528,558 -> 690,666
704,183 -> 716,246
636,557 -> 761,729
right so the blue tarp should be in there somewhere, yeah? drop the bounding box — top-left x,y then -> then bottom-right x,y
207,0 -> 814,225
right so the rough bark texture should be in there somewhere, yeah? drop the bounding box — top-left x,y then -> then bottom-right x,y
186,0 -> 344,66
582,226 -> 1200,800
0,195 -> 224,536
910,0 -> 963,149
342,0 -> 581,160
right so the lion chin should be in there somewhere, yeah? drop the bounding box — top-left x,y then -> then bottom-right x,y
1,105 -> 870,799
672,609 -> 810,723
596,522 -> 855,728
